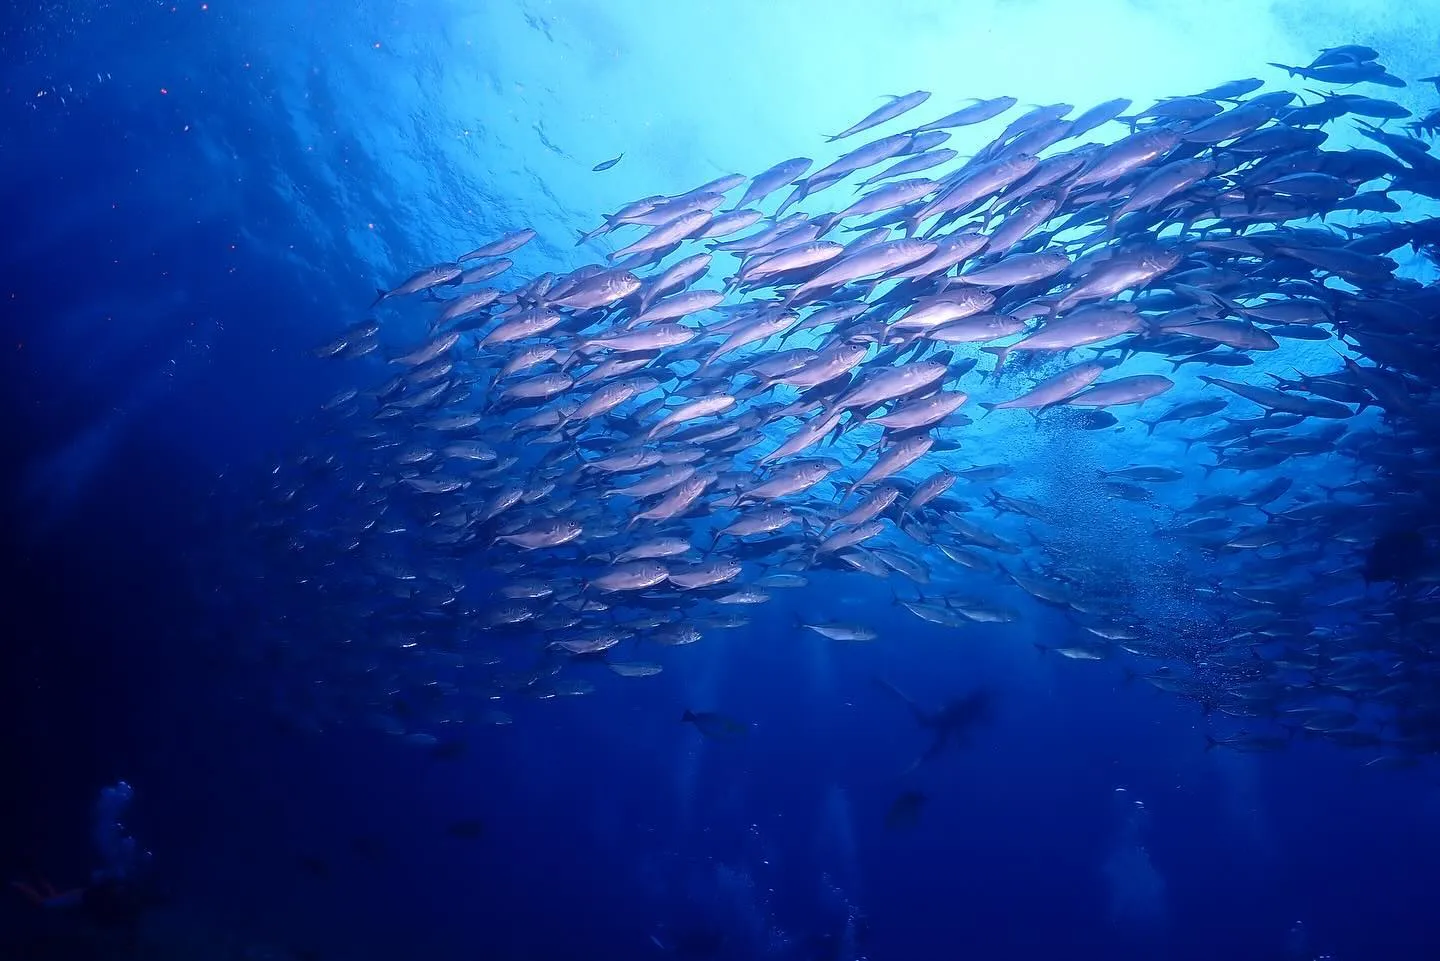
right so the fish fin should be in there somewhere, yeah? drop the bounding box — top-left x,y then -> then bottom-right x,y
873,676 -> 924,722
980,345 -> 1010,377
1203,734 -> 1220,752
372,288 -> 388,307
681,709 -> 696,723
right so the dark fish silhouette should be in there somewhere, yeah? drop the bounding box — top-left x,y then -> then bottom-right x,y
681,709 -> 748,738
876,677 -> 995,773
592,153 -> 623,171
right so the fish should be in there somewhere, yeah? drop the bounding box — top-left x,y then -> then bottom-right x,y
1062,375 -> 1173,409
592,154 -> 623,171
373,263 -> 461,305
828,91 -> 932,142
681,709 -> 748,738
802,621 -> 879,642
222,44 -> 1440,772
460,230 -> 536,263
981,362 -> 1105,412
875,677 -> 995,774
609,661 -> 663,678
910,96 -> 1018,133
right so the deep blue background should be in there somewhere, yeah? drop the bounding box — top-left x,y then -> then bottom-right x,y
5,2 -> 1440,959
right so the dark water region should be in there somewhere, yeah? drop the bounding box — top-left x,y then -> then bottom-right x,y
6,2 -> 1440,960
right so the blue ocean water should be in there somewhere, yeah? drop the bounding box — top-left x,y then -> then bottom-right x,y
5,2 -> 1440,959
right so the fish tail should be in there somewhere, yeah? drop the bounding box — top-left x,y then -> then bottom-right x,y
776,183 -> 809,218
981,345 -> 1010,377
372,288 -> 389,307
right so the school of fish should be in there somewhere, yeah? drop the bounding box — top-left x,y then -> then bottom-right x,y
230,46 -> 1440,765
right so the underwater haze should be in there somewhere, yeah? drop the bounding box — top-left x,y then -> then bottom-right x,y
6,1 -> 1440,959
